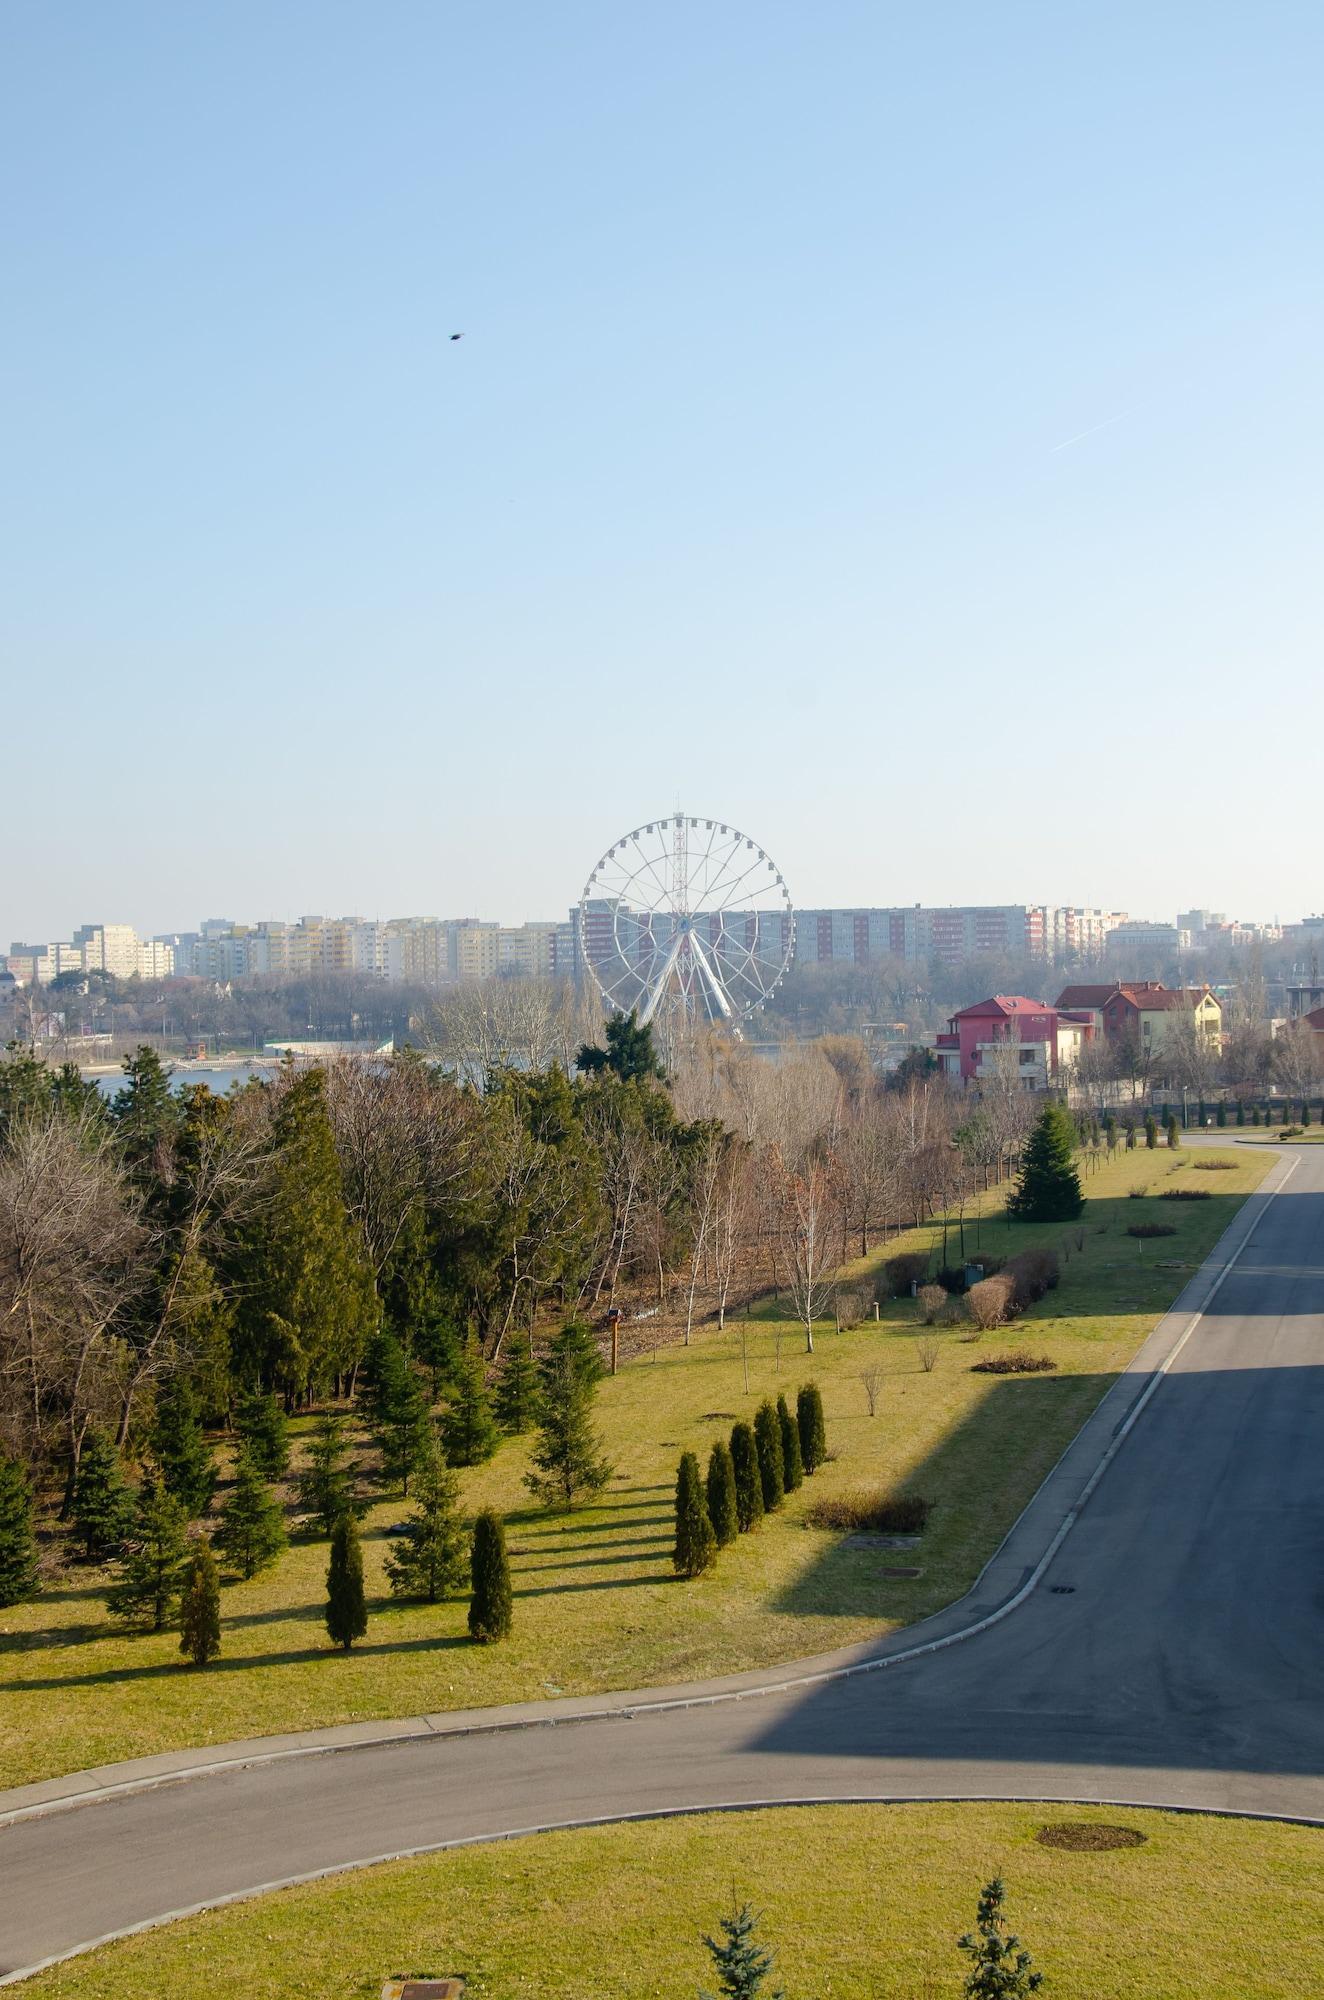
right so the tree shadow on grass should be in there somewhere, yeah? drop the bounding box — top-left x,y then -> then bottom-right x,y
2,1628 -> 472,1694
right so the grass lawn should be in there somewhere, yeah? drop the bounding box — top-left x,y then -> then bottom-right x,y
24,1800 -> 1324,1999
0,1146 -> 1271,1792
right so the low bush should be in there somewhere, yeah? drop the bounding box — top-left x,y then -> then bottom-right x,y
1193,1160 -> 1237,1171
834,1287 -> 873,1329
916,1336 -> 941,1372
934,1264 -> 969,1295
1127,1185 -> 1148,1199
1002,1247 -> 1059,1310
806,1492 -> 932,1534
1127,1222 -> 1176,1239
970,1351 -> 1058,1375
1280,1126 -> 1305,1140
916,1284 -> 948,1325
965,1271 -> 1016,1331
880,1251 -> 930,1299
1159,1187 -> 1212,1201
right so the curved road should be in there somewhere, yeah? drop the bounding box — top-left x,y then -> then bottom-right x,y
3,1143 -> 1323,1979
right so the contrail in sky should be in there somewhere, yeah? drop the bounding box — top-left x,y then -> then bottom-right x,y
1048,410 -> 1134,454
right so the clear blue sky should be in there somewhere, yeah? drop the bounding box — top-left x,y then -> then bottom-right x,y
4,3 -> 1321,941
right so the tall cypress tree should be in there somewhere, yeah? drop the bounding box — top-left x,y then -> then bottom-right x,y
796,1383 -> 827,1475
71,1426 -> 136,1561
1006,1104 -> 1084,1222
1144,1114 -> 1158,1149
673,1451 -> 717,1577
0,1450 -> 39,1608
217,1447 -> 287,1579
232,1067 -> 378,1400
729,1422 -> 764,1532
706,1440 -> 738,1548
151,1378 -> 217,1518
440,1345 -> 499,1467
385,1444 -> 466,1602
468,1509 -> 513,1642
753,1400 -> 785,1512
297,1411 -> 355,1534
525,1322 -> 613,1510
325,1510 -> 368,1651
179,1540 -> 222,1666
777,1394 -> 804,1493
234,1388 -> 289,1481
109,1479 -> 189,1630
493,1330 -> 540,1434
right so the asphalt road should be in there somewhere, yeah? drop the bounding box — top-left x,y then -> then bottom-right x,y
3,1142 -> 1322,1979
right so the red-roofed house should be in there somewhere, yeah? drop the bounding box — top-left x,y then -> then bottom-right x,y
935,995 -> 1093,1087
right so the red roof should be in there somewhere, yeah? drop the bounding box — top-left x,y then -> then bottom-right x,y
953,994 -> 1053,1020
1055,984 -> 1120,1009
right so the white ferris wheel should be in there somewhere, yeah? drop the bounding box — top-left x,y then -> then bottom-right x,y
578,814 -> 795,1033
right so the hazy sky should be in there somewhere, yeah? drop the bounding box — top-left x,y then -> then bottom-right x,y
4,4 -> 1322,941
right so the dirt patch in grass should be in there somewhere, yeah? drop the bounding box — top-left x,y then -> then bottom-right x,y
1038,1821 -> 1148,1851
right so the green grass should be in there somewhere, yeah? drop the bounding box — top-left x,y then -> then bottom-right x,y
24,1801 -> 1324,1999
0,1146 -> 1270,1793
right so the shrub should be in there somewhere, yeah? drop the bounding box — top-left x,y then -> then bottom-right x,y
916,1336 -> 941,1372
1002,1248 -> 1059,1310
672,1451 -> 717,1578
729,1422 -> 764,1531
753,1401 -> 785,1512
178,1539 -> 222,1666
796,1383 -> 827,1474
1194,1159 -> 1236,1171
916,1284 -> 948,1325
1127,1222 -> 1176,1239
1281,1126 -> 1305,1139
1144,1116 -> 1158,1149
1125,1125 -> 1137,1149
880,1251 -> 930,1298
777,1393 -> 804,1490
965,1272 -> 1016,1331
1127,1185 -> 1147,1198
706,1440 -> 738,1547
934,1264 -> 970,1296
834,1287 -> 872,1328
468,1509 -> 512,1642
806,1492 -> 931,1534
970,1352 -> 1058,1375
1159,1187 -> 1211,1201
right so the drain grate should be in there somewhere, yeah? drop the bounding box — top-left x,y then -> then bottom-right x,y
1049,1584 -> 1076,1594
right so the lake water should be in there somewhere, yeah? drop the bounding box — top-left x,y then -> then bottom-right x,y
92,1062 -> 274,1098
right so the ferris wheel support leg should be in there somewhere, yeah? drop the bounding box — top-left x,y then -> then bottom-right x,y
687,930 -> 736,1022
637,934 -> 684,1027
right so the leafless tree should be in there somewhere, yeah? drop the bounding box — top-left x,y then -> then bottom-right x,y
1273,1020 -> 1323,1098
859,1363 -> 883,1416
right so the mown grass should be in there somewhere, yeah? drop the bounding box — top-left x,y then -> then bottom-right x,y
25,1801 -> 1324,1999
0,1146 -> 1270,1792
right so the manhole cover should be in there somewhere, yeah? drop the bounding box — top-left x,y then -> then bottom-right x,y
1037,1823 -> 1147,1852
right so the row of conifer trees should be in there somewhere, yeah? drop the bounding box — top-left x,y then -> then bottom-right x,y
673,1385 -> 827,1578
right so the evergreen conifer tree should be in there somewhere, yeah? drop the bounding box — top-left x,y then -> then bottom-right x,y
956,1876 -> 1044,1997
525,1322 -> 613,1510
439,1344 -> 499,1467
673,1451 -> 717,1577
468,1508 -> 513,1642
729,1422 -> 764,1532
1251,1105 -> 1261,1125
753,1400 -> 785,1512
71,1426 -> 135,1562
364,1332 -> 434,1493
0,1449 -> 39,1608
796,1382 -> 827,1474
325,1509 -> 368,1650
217,1446 -> 287,1579
1144,1114 -> 1158,1148
152,1377 -> 217,1517
1125,1123 -> 1137,1149
1166,1114 -> 1180,1149
1236,1100 -> 1246,1126
109,1478 -> 189,1630
1216,1099 -> 1227,1127
776,1394 -> 803,1492
1303,1101 -> 1313,1127
1103,1114 -> 1117,1151
1006,1104 -> 1083,1222
234,1387 -> 289,1481
385,1443 -> 466,1602
706,1439 -> 738,1547
699,1901 -> 785,2000
493,1330 -> 540,1433
179,1539 -> 222,1666
297,1411 -> 354,1533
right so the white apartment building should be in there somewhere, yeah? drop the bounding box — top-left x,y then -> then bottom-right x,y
73,923 -> 141,979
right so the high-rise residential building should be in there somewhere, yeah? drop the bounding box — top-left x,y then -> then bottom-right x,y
449,920 -> 500,981
73,924 -> 141,978
136,940 -> 175,979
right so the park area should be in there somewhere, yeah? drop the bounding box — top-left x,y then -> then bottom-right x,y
0,1144 -> 1270,1793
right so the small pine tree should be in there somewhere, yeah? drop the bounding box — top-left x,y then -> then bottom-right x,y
1125,1123 -> 1136,1150
297,1411 -> 354,1534
365,1333 -> 434,1493
706,1440 -> 738,1547
673,1451 -> 717,1577
1007,1103 -> 1083,1221
957,1876 -> 1044,1997
1303,1101 -> 1313,1127
796,1382 -> 827,1475
234,1387 -> 289,1481
1144,1115 -> 1158,1149
385,1444 -> 466,1602
71,1425 -> 135,1562
776,1394 -> 803,1492
217,1446 -> 287,1580
325,1509 -> 368,1650
1236,1100 -> 1246,1126
1166,1115 -> 1180,1149
440,1344 -> 499,1467
699,1901 -> 785,2000
109,1479 -> 189,1630
468,1508 -> 512,1642
179,1538 -> 222,1666
1215,1099 -> 1227,1128
525,1322 -> 613,1510
493,1329 -> 540,1434
152,1377 -> 217,1517
753,1400 -> 785,1512
1197,1099 -> 1208,1126
729,1422 -> 764,1532
0,1450 -> 39,1608
1251,1104 -> 1262,1125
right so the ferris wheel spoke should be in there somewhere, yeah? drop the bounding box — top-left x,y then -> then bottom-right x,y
629,836 -> 677,914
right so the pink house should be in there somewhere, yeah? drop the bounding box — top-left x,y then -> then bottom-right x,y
934,995 -> 1092,1087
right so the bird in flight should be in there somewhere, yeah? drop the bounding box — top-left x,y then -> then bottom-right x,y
450,332 -> 464,341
